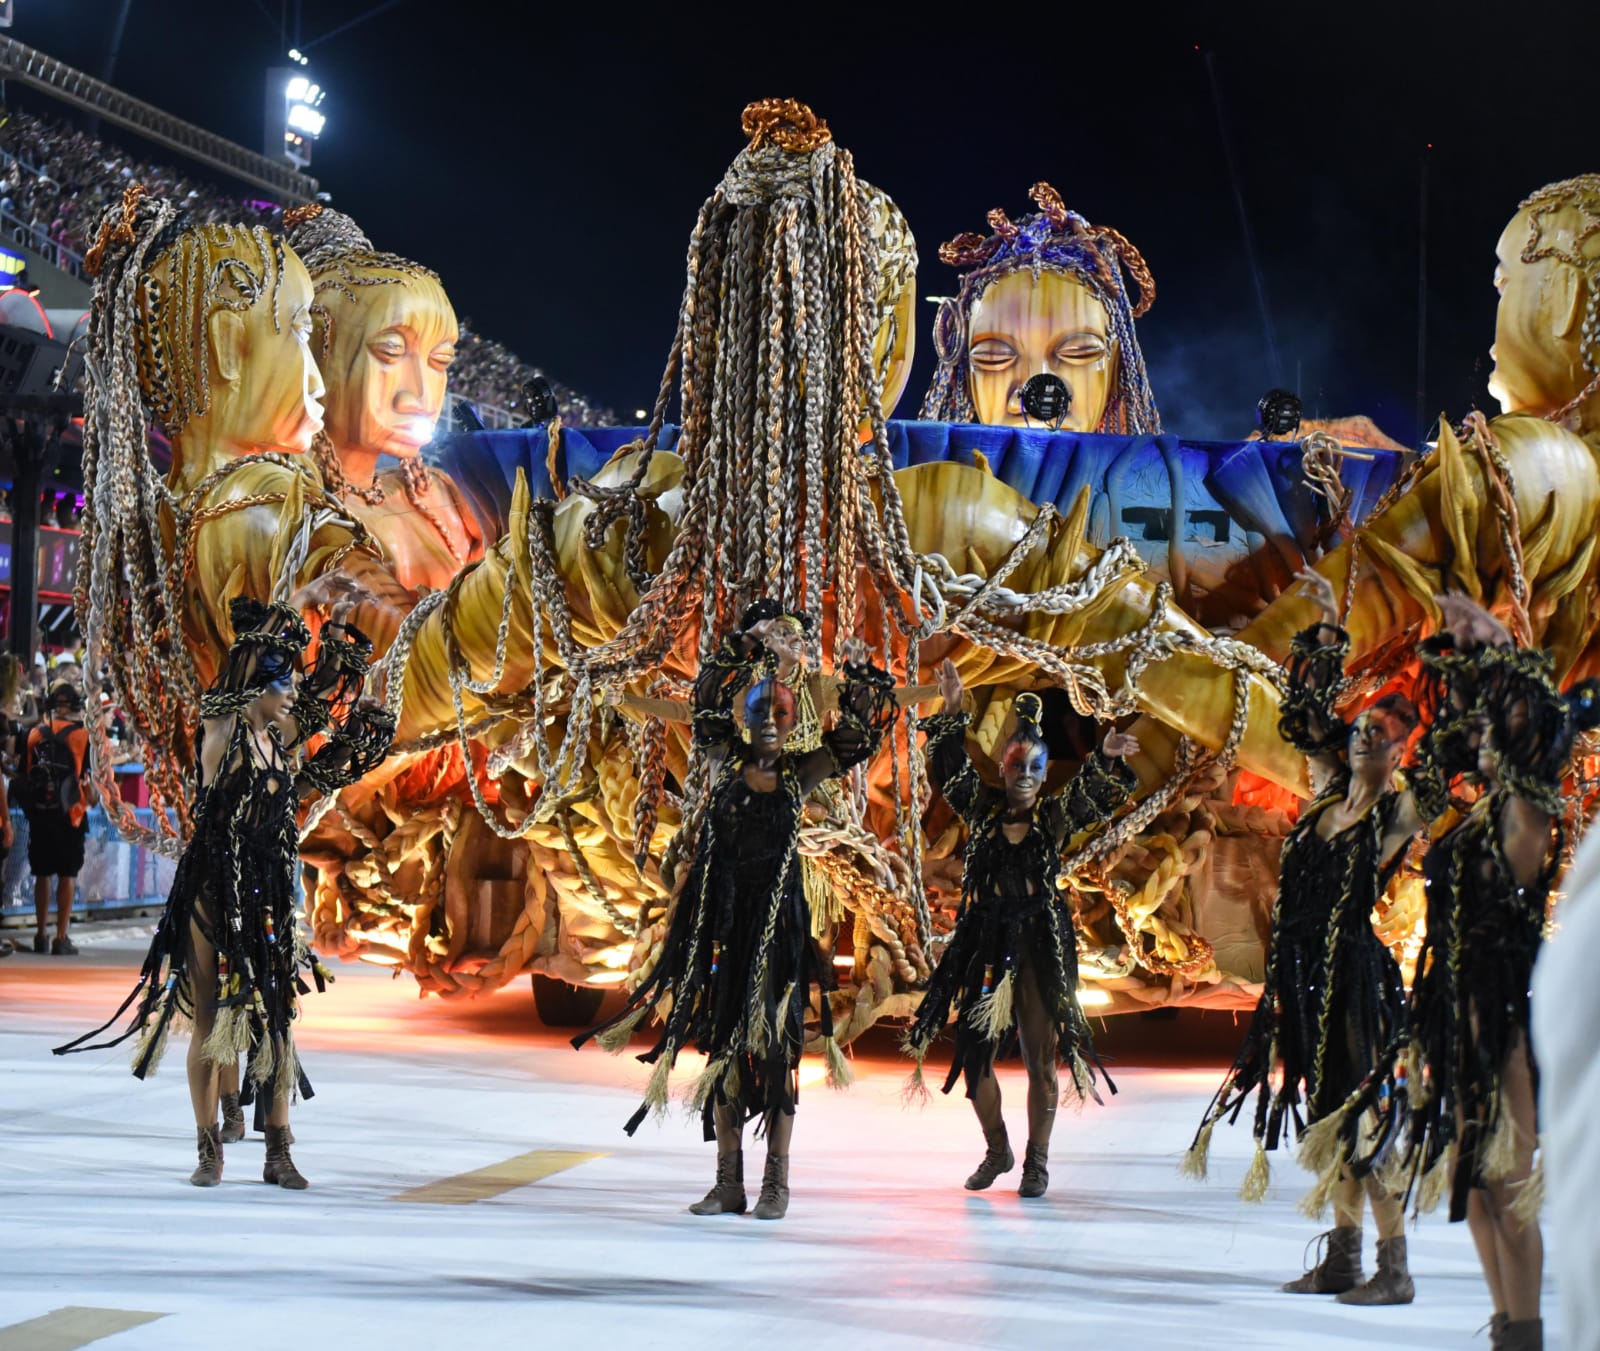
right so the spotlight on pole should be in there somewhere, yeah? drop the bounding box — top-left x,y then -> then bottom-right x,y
267,62 -> 327,171
1256,388 -> 1303,440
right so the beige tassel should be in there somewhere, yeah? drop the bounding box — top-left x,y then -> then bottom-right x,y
596,1005 -> 648,1055
250,1033 -> 277,1089
1239,1144 -> 1271,1203
686,1056 -> 729,1113
974,970 -> 1015,1043
273,1041 -> 298,1102
1068,1052 -> 1100,1107
748,991 -> 771,1059
902,1056 -> 930,1108
822,1034 -> 853,1091
1296,1110 -> 1346,1182
1297,1153 -> 1343,1221
1180,1117 -> 1216,1182
1415,1151 -> 1452,1215
200,1007 -> 249,1066
1482,1110 -> 1522,1183
1507,1155 -> 1545,1227
643,1048 -> 675,1120
130,1017 -> 171,1079
723,1058 -> 741,1104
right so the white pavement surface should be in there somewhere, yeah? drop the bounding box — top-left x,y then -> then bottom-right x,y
0,935 -> 1564,1350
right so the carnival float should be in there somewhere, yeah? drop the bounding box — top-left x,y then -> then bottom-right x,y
73,100 -> 1600,1047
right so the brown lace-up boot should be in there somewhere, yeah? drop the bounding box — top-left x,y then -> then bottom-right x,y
965,1127 -> 1014,1191
1336,1235 -> 1414,1304
262,1125 -> 308,1189
190,1125 -> 223,1187
218,1093 -> 246,1144
1282,1226 -> 1362,1294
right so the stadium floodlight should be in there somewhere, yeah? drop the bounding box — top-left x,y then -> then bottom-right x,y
287,47 -> 309,65
270,62 -> 328,170
287,104 -> 326,137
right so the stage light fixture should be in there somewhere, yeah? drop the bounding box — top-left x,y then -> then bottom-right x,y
287,104 -> 326,137
1020,372 -> 1072,429
1256,387 -> 1303,440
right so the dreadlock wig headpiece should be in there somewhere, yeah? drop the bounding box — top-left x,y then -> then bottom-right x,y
199,597 -> 311,718
1414,632 -> 1600,815
920,182 -> 1161,433
1008,691 -> 1047,749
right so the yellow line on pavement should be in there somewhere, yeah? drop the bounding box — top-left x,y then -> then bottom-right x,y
390,1149 -> 606,1204
0,1307 -> 166,1350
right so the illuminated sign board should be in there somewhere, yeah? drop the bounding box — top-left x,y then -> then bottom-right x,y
0,523 -> 81,597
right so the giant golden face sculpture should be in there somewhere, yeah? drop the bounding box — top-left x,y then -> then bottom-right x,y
133,224 -> 326,489
921,183 -> 1160,434
1489,177 -> 1600,428
965,270 -> 1115,431
316,264 -> 458,473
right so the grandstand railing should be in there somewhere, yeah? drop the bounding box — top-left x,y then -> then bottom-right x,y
0,36 -> 318,204
0,205 -> 86,279
444,391 -> 516,432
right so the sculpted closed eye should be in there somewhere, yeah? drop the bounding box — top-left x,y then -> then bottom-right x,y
430,346 -> 457,371
1054,335 -> 1109,365
369,339 -> 405,362
969,339 -> 1018,370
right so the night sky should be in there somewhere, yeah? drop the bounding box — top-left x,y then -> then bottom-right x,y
10,2 -> 1599,443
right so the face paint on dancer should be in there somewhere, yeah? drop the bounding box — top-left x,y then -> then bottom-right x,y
744,678 -> 798,759
1000,737 -> 1049,808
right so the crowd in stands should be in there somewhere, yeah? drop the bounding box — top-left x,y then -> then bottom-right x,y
0,104 -> 275,271
0,102 -> 613,425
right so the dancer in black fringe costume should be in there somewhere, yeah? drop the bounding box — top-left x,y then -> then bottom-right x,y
902,659 -> 1137,1199
1183,571 -> 1426,1303
55,598 -> 394,1189
1335,594 -> 1600,1351
574,626 -> 897,1220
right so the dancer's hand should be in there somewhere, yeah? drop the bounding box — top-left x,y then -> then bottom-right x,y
937,658 -> 963,715
1102,730 -> 1140,759
1294,568 -> 1339,627
1433,593 -> 1511,649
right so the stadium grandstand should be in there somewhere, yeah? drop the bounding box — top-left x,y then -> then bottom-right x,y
0,38 -> 611,427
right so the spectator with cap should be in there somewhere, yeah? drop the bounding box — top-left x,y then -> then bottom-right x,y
21,679 -> 94,955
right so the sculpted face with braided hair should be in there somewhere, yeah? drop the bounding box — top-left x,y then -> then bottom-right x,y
56,597 -> 395,1191
920,183 -> 1161,433
902,665 -> 1138,1199
284,204 -> 484,591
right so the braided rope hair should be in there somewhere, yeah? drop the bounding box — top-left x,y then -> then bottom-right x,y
920,182 -> 1161,434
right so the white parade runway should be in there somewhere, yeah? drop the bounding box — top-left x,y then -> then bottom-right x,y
0,931 -> 1564,1350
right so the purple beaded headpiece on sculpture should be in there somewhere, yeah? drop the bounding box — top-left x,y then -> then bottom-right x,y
919,182 -> 1162,434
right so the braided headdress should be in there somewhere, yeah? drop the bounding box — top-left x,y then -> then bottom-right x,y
921,182 -> 1161,433
199,597 -> 311,718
